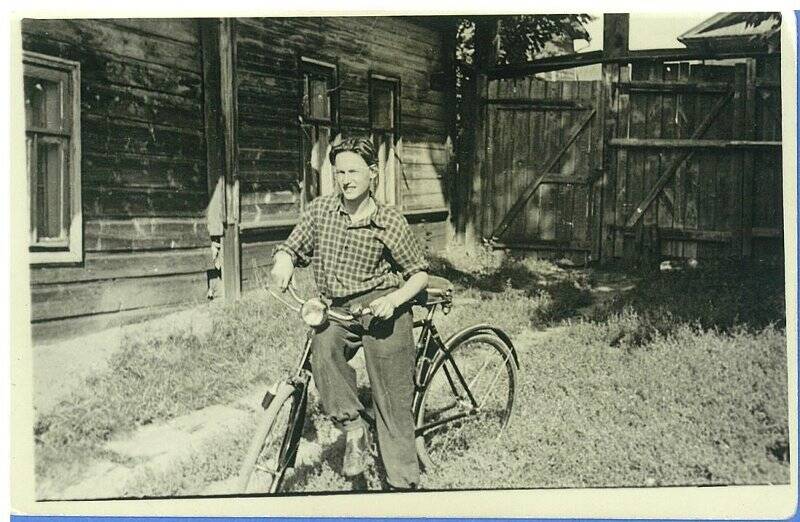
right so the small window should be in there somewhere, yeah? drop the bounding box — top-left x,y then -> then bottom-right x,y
370,75 -> 400,206
300,57 -> 338,203
371,80 -> 395,130
24,52 -> 82,263
301,58 -> 337,123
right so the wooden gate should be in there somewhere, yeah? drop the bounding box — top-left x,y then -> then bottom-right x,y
482,76 -> 603,259
478,56 -> 782,262
605,57 -> 782,260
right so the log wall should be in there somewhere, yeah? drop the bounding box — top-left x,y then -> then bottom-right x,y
23,18 -> 211,342
234,17 -> 453,290
23,17 -> 453,341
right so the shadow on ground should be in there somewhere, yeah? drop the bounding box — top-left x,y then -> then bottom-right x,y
429,253 -> 785,334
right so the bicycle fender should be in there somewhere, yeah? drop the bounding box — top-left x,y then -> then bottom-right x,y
282,385 -> 309,470
261,381 -> 295,410
443,324 -> 520,369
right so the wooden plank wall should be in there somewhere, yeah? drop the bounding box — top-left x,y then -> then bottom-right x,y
481,76 -> 601,255
608,58 -> 783,261
751,56 -> 783,259
480,56 -> 782,263
234,16 -> 453,290
22,19 -> 211,341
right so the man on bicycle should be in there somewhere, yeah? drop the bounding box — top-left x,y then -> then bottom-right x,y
270,136 -> 429,490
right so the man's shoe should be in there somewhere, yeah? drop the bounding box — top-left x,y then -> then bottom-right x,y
342,428 -> 369,477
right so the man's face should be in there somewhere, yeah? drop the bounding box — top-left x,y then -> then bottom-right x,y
334,151 -> 376,202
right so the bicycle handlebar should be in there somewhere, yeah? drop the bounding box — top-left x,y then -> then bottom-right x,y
267,285 -> 372,323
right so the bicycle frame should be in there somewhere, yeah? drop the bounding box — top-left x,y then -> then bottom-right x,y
411,304 -> 520,440
242,286 -> 518,491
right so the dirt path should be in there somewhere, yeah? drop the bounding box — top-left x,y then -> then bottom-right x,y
36,327 -> 567,499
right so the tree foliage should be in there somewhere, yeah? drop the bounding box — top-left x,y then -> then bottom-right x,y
457,14 -> 593,66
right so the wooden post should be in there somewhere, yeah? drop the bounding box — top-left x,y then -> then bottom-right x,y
731,63 -> 746,257
599,14 -> 629,262
201,18 -> 241,300
442,17 -> 459,244
459,17 -> 495,245
741,58 -> 757,258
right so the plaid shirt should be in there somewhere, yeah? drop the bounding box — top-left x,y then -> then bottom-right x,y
276,194 -> 429,299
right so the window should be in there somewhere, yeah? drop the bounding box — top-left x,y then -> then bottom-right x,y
370,75 -> 400,206
24,51 -> 81,263
300,57 -> 338,203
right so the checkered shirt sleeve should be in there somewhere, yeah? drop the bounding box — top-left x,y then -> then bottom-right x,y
275,202 -> 316,267
382,209 -> 429,279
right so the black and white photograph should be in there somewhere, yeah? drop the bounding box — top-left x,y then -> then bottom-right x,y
10,7 -> 796,517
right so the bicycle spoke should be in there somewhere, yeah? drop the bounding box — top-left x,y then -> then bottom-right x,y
477,353 -> 511,409
416,333 -> 517,469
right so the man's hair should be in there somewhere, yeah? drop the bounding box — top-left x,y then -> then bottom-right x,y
329,136 -> 377,167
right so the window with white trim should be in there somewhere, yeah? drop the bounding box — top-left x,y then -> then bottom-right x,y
24,51 -> 82,263
370,75 -> 400,206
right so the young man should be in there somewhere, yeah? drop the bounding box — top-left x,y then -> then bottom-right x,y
271,137 -> 429,490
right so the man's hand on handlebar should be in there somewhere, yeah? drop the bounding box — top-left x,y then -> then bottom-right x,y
368,294 -> 398,320
270,251 -> 295,292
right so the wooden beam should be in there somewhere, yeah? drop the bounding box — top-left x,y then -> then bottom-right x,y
218,18 -> 241,300
461,17 -> 495,244
484,47 -> 779,81
731,63 -> 746,256
741,58 -> 757,257
492,171 -> 591,185
490,241 -> 591,252
442,17 -> 458,244
488,109 -> 596,240
619,80 -> 730,94
201,18 -> 241,300
625,91 -> 734,229
201,19 -> 225,239
603,14 -> 630,59
751,227 -> 783,238
484,98 -> 591,109
614,226 -> 732,243
596,14 -> 629,262
485,50 -> 603,79
609,138 -> 781,149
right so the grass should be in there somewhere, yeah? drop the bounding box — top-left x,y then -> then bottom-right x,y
33,248 -> 789,495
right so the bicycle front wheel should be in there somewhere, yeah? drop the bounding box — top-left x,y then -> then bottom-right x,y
414,332 -> 517,470
236,382 -> 304,494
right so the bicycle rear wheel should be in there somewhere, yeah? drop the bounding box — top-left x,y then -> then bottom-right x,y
237,382 -> 305,494
414,332 -> 517,470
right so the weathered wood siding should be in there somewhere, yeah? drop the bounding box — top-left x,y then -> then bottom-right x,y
480,76 -> 602,262
481,56 -> 782,263
606,58 -> 783,260
24,17 -> 453,339
23,19 -> 211,341
234,16 -> 453,290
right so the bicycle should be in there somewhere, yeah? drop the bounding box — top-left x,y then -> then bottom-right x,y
235,276 -> 519,493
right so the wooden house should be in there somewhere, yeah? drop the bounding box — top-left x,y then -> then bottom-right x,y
21,17 -> 457,342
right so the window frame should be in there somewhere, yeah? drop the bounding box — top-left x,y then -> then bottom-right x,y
24,51 -> 82,264
299,56 -> 339,125
298,56 -> 339,206
368,73 -> 401,207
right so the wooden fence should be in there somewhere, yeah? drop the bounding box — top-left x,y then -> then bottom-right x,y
478,55 -> 782,263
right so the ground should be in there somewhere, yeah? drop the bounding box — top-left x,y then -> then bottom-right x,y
29,250 -> 789,499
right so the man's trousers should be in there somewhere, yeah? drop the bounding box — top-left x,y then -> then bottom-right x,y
310,288 -> 419,488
